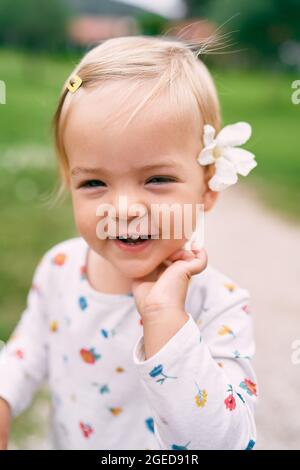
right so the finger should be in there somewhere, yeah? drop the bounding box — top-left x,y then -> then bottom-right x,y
176,248 -> 208,278
176,254 -> 208,280
166,249 -> 195,263
190,240 -> 203,252
191,247 -> 207,264
160,248 -> 208,283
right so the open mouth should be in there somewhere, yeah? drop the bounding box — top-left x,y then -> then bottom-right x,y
109,235 -> 157,245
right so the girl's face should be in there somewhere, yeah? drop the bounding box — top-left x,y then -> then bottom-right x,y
64,80 -> 217,279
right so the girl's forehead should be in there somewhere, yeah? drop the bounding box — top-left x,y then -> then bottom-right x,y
64,82 -> 201,161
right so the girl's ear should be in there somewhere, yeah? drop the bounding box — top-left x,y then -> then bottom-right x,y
202,164 -> 219,212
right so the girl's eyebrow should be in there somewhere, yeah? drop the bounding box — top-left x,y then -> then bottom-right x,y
71,160 -> 184,177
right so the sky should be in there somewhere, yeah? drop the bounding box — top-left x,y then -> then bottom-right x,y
115,0 -> 187,19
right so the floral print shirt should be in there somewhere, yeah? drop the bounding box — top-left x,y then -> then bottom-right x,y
0,237 -> 257,450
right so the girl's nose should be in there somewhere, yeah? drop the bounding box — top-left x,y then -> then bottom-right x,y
113,194 -> 148,222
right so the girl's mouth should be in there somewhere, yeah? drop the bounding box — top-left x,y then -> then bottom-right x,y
110,235 -> 157,252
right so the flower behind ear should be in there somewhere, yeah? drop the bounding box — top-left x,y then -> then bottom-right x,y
197,122 -> 257,191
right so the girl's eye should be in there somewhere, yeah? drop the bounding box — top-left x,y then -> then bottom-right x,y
146,176 -> 176,185
80,179 -> 106,188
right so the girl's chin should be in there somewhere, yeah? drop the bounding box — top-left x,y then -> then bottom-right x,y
114,259 -> 163,280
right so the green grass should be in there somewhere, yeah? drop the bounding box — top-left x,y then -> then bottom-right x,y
0,168 -> 74,339
0,48 -> 299,446
0,49 -> 76,341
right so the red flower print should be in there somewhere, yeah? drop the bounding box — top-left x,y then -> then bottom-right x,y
245,379 -> 256,395
80,347 -> 101,364
80,265 -> 87,280
15,349 -> 24,359
79,421 -> 93,438
242,304 -> 250,314
240,378 -> 257,396
224,394 -> 236,411
52,253 -> 67,266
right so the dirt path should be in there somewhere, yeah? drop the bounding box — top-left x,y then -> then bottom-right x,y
205,183 -> 300,450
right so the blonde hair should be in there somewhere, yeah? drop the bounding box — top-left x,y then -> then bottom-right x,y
51,34 -> 222,205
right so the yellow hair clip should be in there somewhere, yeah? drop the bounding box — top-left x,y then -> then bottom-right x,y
67,75 -> 82,93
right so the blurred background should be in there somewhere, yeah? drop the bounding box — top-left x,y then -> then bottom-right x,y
0,0 -> 300,450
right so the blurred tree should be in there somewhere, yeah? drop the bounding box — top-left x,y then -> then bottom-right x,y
206,0 -> 300,66
136,12 -> 168,36
185,0 -> 212,17
0,0 -> 70,52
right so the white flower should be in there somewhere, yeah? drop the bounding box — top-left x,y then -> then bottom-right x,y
197,122 -> 257,191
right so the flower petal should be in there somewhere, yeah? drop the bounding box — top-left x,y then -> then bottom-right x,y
208,174 -> 231,191
215,157 -> 238,184
203,124 -> 216,147
223,147 -> 257,176
208,157 -> 238,191
198,145 -> 215,165
216,122 -> 252,147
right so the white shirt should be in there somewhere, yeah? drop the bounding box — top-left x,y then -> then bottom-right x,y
0,236 -> 257,450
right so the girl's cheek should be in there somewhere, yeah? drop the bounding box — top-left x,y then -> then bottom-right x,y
72,198 -> 95,237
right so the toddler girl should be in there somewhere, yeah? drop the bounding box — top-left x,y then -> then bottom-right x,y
0,35 -> 258,450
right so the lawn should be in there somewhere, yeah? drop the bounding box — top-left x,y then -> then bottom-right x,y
0,47 -> 299,446
0,48 -> 76,341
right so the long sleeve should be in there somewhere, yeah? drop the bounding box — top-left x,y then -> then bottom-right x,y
0,252 -> 50,418
132,273 -> 257,450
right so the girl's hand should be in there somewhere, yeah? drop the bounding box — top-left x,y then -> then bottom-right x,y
131,242 -> 208,322
0,397 -> 11,450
